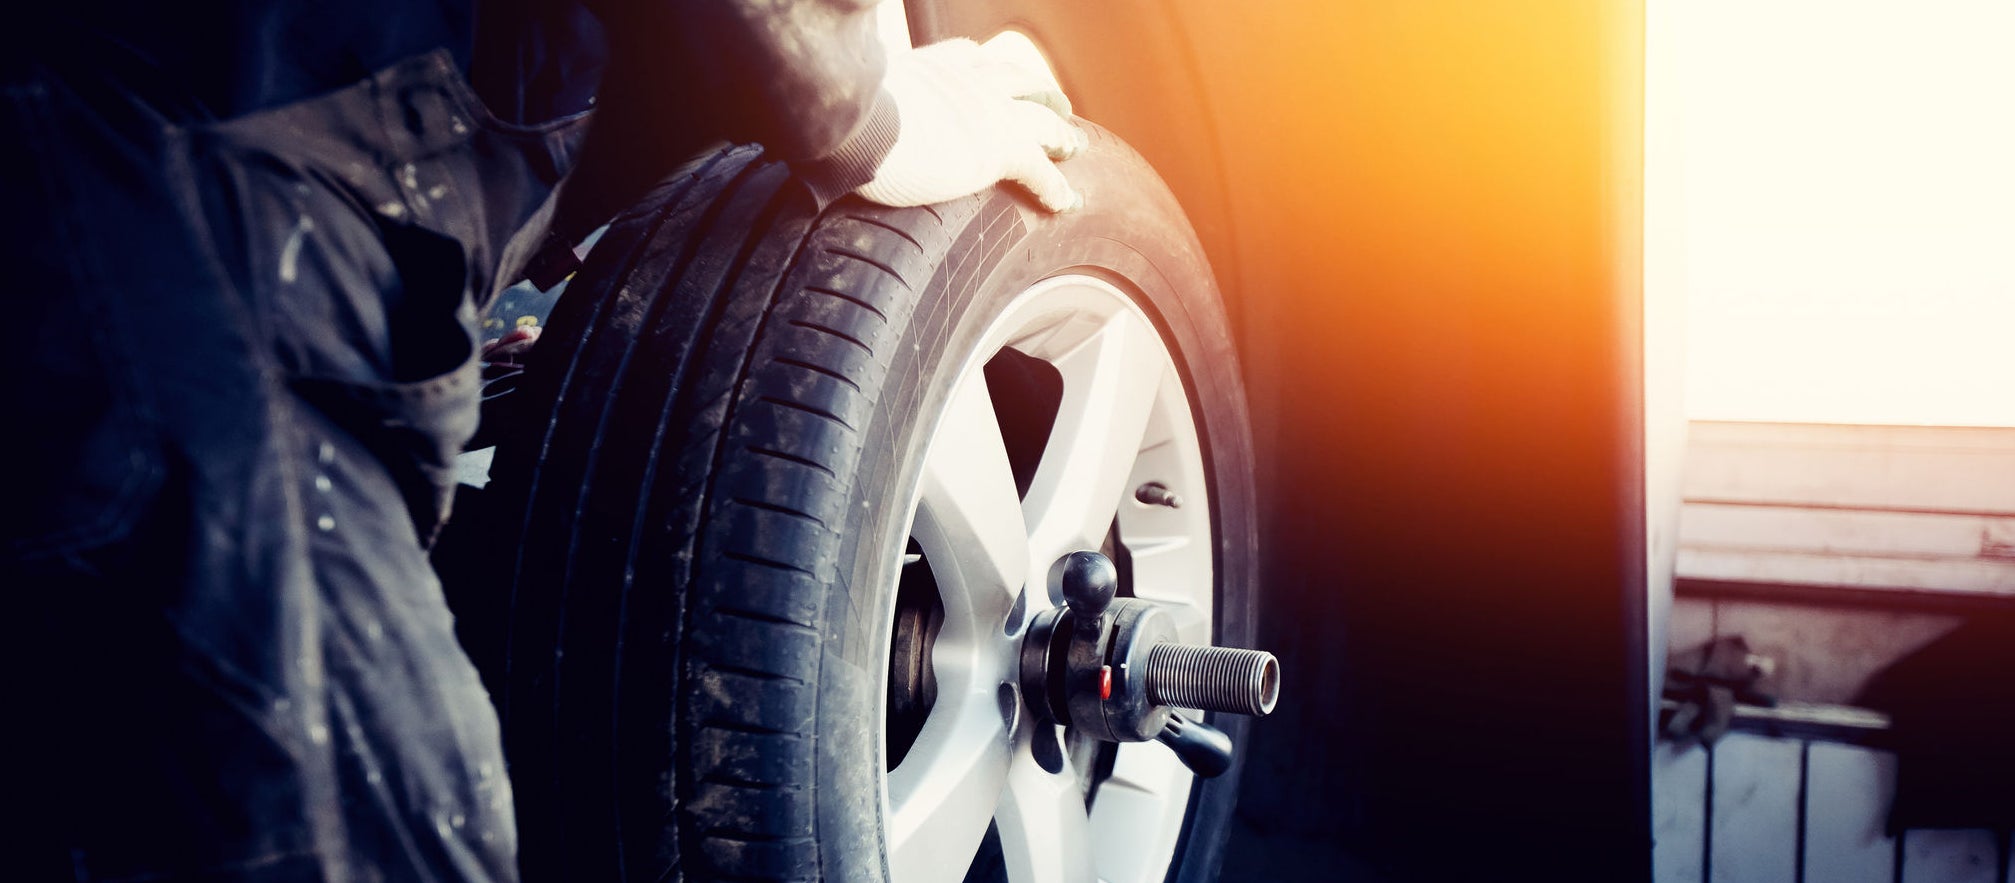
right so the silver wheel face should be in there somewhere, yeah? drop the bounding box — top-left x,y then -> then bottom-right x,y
879,275 -> 1216,883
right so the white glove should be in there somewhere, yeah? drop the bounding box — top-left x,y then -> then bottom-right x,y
854,33 -> 1089,212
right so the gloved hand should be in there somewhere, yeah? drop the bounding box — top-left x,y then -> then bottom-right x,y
854,32 -> 1089,212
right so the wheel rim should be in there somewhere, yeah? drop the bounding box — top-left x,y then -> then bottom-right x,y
880,275 -> 1216,883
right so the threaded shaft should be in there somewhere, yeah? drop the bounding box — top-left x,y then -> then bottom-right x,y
1144,644 -> 1280,716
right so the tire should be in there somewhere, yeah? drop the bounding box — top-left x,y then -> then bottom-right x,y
485,127 -> 1258,882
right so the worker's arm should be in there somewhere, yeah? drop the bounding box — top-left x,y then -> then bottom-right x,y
552,0 -> 1081,242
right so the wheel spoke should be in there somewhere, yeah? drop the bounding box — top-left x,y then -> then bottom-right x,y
1023,311 -> 1165,575
996,738 -> 1097,883
888,695 -> 1015,881
917,370 -> 1031,634
1088,746 -> 1195,883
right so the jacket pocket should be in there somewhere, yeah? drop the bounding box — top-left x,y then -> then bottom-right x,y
286,219 -> 482,547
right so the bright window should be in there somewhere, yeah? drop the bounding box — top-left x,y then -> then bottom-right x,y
1660,0 -> 2015,428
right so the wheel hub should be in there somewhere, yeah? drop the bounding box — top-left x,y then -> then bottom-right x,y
1017,551 -> 1280,778
880,275 -> 1277,883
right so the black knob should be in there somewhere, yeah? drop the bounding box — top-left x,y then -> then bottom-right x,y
1053,550 -> 1117,616
1155,712 -> 1234,778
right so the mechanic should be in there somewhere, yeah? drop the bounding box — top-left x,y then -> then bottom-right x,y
3,1 -> 1079,879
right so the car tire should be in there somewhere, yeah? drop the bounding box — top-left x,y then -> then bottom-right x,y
484,127 -> 1257,882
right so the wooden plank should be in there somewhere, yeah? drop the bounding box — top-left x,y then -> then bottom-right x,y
1710,733 -> 1803,883
1676,422 -> 2015,606
1688,422 -> 2015,455
1679,548 -> 2015,596
1681,504 -> 2015,561
1736,702 -> 1890,735
1684,422 -> 2015,516
1654,741 -> 1709,883
1901,829 -> 2002,883
1803,743 -> 1897,883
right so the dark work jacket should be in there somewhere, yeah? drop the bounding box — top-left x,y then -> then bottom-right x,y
21,0 -> 898,242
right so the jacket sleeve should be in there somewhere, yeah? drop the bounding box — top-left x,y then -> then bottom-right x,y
552,0 -> 901,240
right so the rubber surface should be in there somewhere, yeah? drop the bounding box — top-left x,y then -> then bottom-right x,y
482,126 -> 1257,882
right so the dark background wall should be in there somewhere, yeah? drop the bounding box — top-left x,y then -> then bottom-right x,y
916,3 -> 1651,879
